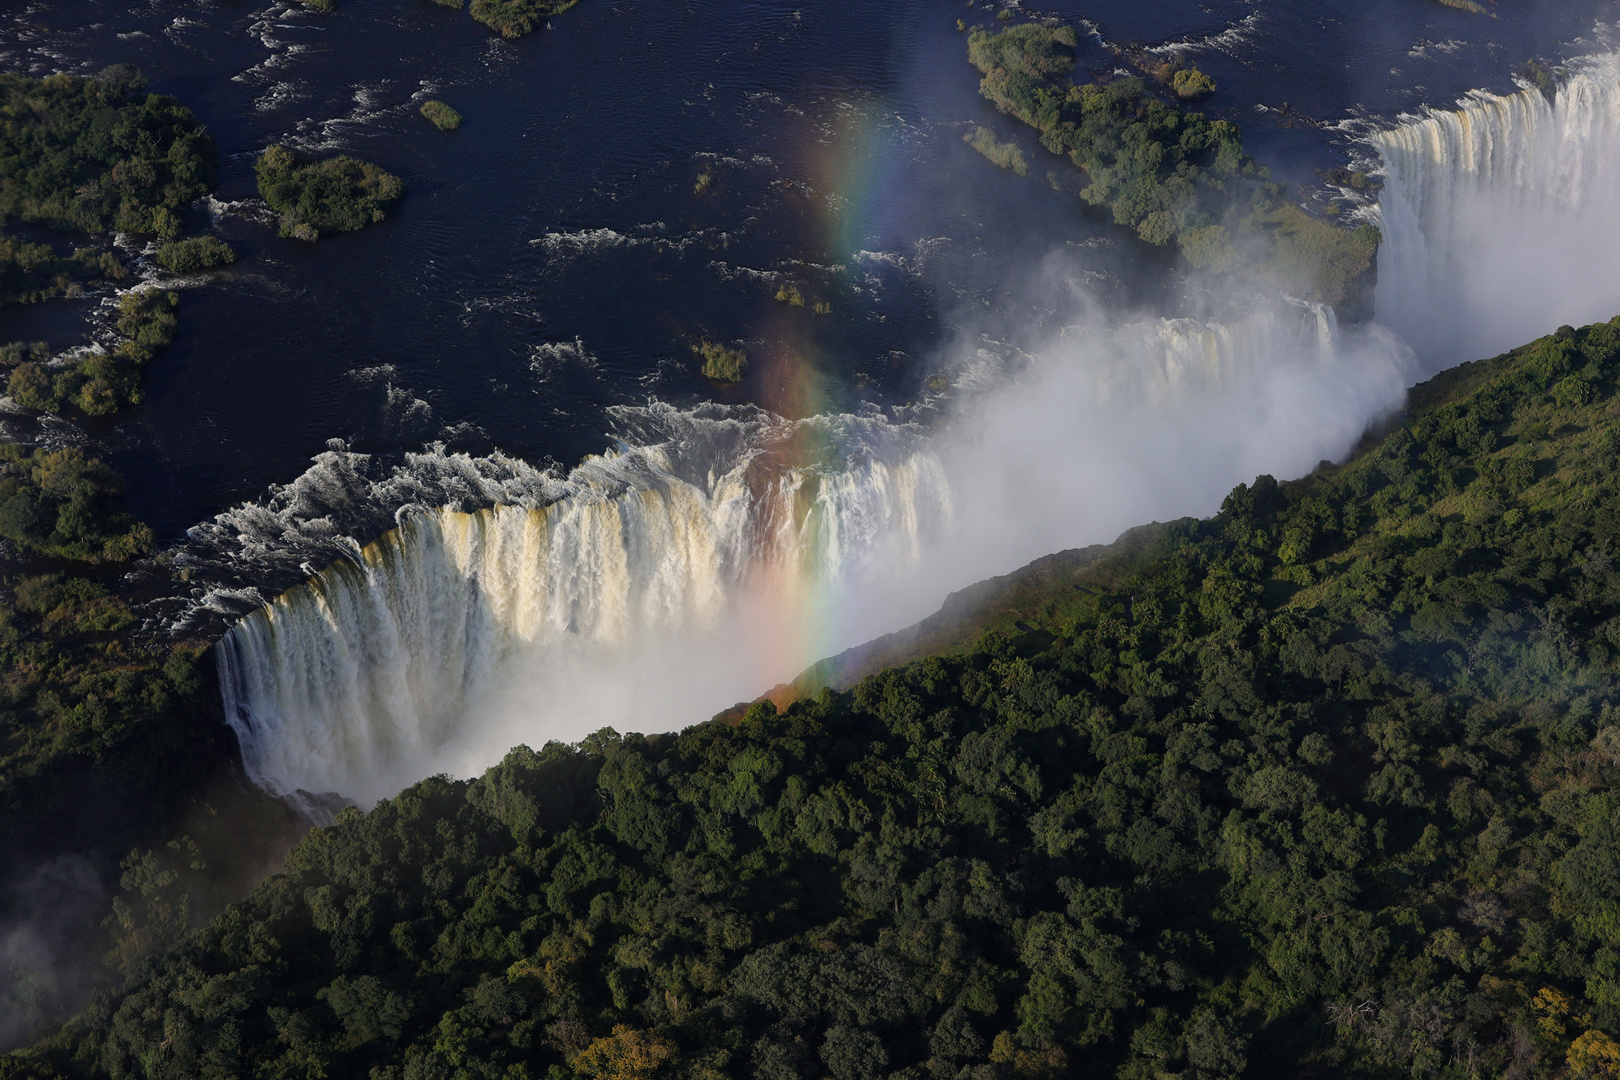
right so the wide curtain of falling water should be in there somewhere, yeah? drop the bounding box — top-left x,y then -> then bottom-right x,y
219,298 -> 1413,807
218,443 -> 950,806
1372,52 -> 1620,367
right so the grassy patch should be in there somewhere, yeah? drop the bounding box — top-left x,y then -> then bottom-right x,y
419,100 -> 463,131
964,125 -> 1028,175
695,339 -> 747,382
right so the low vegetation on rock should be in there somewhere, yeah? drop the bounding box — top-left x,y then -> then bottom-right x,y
419,100 -> 463,131
255,145 -> 405,242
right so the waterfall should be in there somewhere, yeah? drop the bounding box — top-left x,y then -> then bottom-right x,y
216,299 -> 1410,807
218,414 -> 950,805
1371,53 -> 1620,365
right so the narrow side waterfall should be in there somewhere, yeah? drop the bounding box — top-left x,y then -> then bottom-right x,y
218,299 -> 1412,806
1372,53 -> 1620,365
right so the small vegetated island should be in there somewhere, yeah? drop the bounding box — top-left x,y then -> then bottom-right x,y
255,145 -> 405,242
0,66 -> 226,415
297,0 -> 580,39
419,100 -> 463,131
966,25 -> 1379,312
14,316 -> 1620,1079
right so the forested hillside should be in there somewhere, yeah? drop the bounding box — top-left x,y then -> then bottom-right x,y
13,317 -> 1620,1079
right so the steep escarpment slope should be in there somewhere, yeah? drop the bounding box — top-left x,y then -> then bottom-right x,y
13,317 -> 1620,1079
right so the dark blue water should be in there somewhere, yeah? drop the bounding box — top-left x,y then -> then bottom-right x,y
0,0 -> 1615,546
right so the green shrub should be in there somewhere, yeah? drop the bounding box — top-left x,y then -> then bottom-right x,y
0,68 -> 215,236
7,361 -> 60,411
6,291 -> 176,415
0,234 -> 126,306
0,341 -> 48,367
964,125 -> 1028,175
966,24 -> 1376,308
419,100 -> 463,131
0,445 -> 152,561
153,235 -> 235,273
1171,67 -> 1216,100
255,145 -> 405,240
696,340 -> 747,382
116,288 -> 179,349
468,0 -> 579,38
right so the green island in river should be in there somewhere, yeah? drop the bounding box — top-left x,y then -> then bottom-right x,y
965,25 -> 1380,313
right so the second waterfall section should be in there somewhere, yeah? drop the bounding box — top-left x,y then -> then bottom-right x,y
1372,52 -> 1620,365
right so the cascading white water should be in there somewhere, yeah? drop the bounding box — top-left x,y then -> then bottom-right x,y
218,414 -> 951,805
217,297 -> 1412,807
1372,53 -> 1620,365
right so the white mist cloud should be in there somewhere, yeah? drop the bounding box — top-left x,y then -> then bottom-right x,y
824,285 -> 1417,649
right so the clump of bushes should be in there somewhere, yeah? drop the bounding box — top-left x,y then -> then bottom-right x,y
254,145 -> 405,241
0,445 -> 153,561
419,100 -> 463,131
13,573 -> 134,636
964,125 -> 1028,175
115,287 -> 180,350
775,282 -> 804,307
0,341 -> 48,367
153,235 -> 235,273
0,67 -> 216,237
469,0 -> 580,38
695,339 -> 747,382
1171,66 -> 1216,100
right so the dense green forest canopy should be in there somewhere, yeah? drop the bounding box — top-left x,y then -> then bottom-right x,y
0,442 -> 262,1050
0,67 -> 216,237
254,145 -> 405,241
966,25 -> 1378,311
0,445 -> 152,562
14,317 -> 1620,1079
